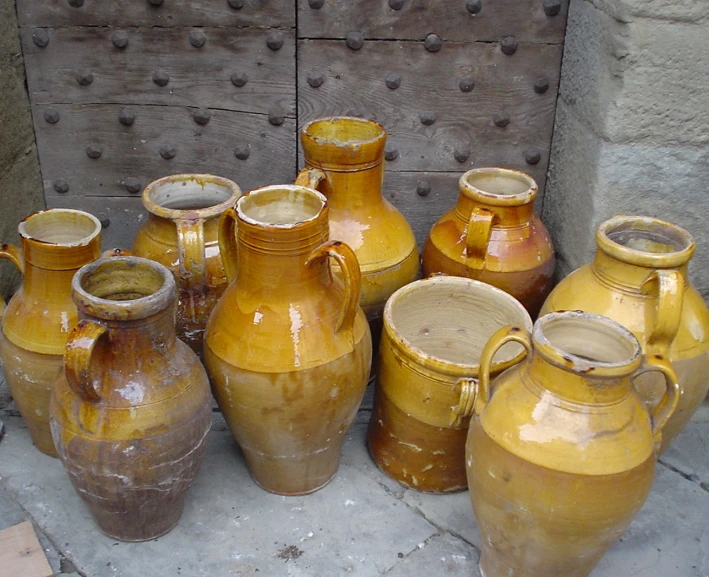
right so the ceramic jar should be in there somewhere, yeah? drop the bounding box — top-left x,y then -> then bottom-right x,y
422,168 -> 555,317
540,215 -> 709,452
204,185 -> 372,495
51,257 -> 212,541
131,174 -> 242,356
296,116 -> 419,335
367,275 -> 532,493
463,311 -> 679,577
0,209 -> 102,456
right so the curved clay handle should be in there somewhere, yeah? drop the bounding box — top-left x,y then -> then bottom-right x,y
642,270 -> 683,355
450,377 -> 478,429
175,218 -> 206,288
465,207 -> 497,269
631,354 -> 680,446
305,240 -> 361,335
295,168 -> 328,192
218,207 -> 239,284
64,320 -> 107,402
0,243 -> 23,274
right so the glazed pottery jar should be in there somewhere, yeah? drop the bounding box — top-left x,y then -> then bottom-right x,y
296,117 -> 419,330
51,257 -> 212,541
131,173 -> 242,356
204,185 -> 372,495
367,275 -> 532,493
422,168 -> 555,317
463,311 -> 679,577
540,215 -> 709,452
0,209 -> 102,456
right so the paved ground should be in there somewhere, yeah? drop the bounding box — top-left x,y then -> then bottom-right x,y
0,374 -> 708,577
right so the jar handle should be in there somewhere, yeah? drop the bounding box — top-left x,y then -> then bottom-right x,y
0,243 -> 23,274
631,354 -> 680,446
64,320 -> 107,402
450,325 -> 532,427
296,168 -> 328,192
175,218 -> 206,289
642,270 -> 683,355
218,207 -> 239,283
305,240 -> 361,336
465,207 -> 497,269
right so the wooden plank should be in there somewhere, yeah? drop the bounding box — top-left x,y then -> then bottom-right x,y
298,0 -> 568,43
21,26 -> 295,116
0,521 -> 53,577
16,0 -> 294,28
34,103 -> 297,198
297,39 -> 560,184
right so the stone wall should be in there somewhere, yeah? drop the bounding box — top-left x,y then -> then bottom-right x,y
542,0 -> 709,297
0,0 -> 44,301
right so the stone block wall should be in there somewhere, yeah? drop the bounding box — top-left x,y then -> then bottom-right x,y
543,0 -> 709,298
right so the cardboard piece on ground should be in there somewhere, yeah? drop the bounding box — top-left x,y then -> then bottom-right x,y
0,521 -> 53,577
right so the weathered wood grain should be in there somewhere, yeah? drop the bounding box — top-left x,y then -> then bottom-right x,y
16,0 -> 294,29
0,521 -> 53,577
298,0 -> 567,43
21,27 -> 295,116
34,103 -> 296,198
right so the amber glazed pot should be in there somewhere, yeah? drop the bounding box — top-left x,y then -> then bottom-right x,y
464,311 -> 679,577
367,275 -> 532,493
296,116 -> 419,331
51,257 -> 212,541
540,215 -> 709,453
0,209 -> 102,456
131,173 -> 242,356
204,185 -> 372,495
422,168 -> 555,318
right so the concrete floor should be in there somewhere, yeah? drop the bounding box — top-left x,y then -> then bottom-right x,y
1,374 -> 708,577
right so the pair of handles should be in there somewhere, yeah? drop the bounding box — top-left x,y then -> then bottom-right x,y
450,325 -> 680,446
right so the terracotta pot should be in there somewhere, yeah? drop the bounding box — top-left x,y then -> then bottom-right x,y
131,173 -> 242,357
296,116 -> 419,339
463,311 -> 679,577
367,275 -> 532,493
422,168 -> 555,317
204,184 -> 372,495
0,209 -> 102,456
540,215 -> 709,453
51,257 -> 212,541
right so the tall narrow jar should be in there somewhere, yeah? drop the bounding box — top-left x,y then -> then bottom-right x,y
0,209 -> 102,456
204,185 -> 372,495
51,257 -> 212,541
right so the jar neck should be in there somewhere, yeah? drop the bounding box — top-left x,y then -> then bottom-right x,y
309,161 -> 385,210
82,305 -> 177,351
22,263 -> 76,306
454,192 -> 534,227
592,250 -> 688,293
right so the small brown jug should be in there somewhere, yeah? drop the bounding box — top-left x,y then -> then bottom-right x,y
462,311 -> 679,577
422,168 -> 555,317
51,257 -> 212,541
0,209 -> 102,456
131,173 -> 242,357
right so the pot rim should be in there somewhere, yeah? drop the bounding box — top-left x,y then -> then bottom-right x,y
300,116 -> 387,149
459,168 -> 537,207
18,208 -> 102,248
237,184 -> 328,230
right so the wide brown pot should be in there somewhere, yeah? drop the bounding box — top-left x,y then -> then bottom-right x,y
464,311 -> 679,577
51,257 -> 212,541
204,184 -> 372,495
0,209 -> 102,456
131,173 -> 242,357
367,275 -> 532,493
540,215 -> 709,452
422,168 -> 555,318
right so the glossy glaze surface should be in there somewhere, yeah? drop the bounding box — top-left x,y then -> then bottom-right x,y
131,173 -> 242,356
540,216 -> 709,452
465,312 -> 679,577
204,185 -> 372,495
51,257 -> 212,541
367,275 -> 532,493
0,209 -> 102,456
423,168 -> 555,318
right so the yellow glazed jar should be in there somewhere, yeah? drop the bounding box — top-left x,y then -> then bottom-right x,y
0,209 -> 102,456
463,311 -> 679,577
204,185 -> 372,495
540,215 -> 709,452
131,174 -> 242,357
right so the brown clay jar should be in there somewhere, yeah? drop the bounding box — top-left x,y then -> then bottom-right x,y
51,256 -> 212,541
422,168 -> 555,318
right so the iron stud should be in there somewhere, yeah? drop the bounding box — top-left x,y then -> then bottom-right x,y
385,73 -> 401,89
308,0 -> 325,7
384,145 -> 399,161
346,31 -> 364,50
190,29 -> 206,48
124,178 -> 142,194
44,108 -> 60,124
228,0 -> 245,7
424,33 -> 442,52
86,144 -> 102,159
543,0 -> 562,16
269,105 -> 285,126
524,148 -> 541,164
160,145 -> 176,159
231,72 -> 248,87
416,181 -> 431,197
193,108 -> 211,125
32,29 -> 49,47
466,0 -> 482,14
53,179 -> 69,194
266,31 -> 284,51
493,111 -> 510,127
454,147 -> 471,163
153,70 -> 170,86
459,76 -> 475,92
234,145 -> 250,160
420,111 -> 436,125
534,77 -> 550,93
76,70 -> 94,86
389,0 -> 405,9
112,31 -> 129,49
307,72 -> 325,88
501,36 -> 518,55
119,108 -> 135,126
